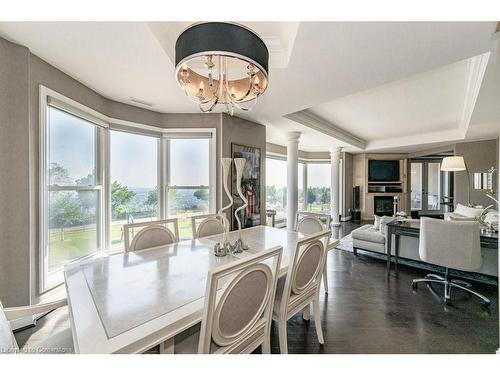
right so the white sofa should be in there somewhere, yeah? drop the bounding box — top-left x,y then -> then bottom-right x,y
351,216 -> 497,277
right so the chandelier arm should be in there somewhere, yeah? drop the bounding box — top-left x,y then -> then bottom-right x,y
226,76 -> 253,103
199,96 -> 219,113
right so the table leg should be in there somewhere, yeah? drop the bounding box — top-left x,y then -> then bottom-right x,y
386,229 -> 392,275
395,234 -> 399,277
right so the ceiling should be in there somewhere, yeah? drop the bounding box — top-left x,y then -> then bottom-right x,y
0,21 -> 498,153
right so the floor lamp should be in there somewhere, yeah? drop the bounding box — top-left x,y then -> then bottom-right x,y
440,156 -> 470,206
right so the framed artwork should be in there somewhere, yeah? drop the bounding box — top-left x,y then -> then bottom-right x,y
231,143 -> 261,229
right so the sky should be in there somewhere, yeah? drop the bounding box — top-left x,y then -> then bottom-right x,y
49,107 -> 210,189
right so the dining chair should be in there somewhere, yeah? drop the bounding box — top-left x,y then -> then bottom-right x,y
191,213 -> 227,239
295,214 -> 330,294
272,228 -> 331,354
174,246 -> 283,354
124,218 -> 179,252
1,299 -> 73,354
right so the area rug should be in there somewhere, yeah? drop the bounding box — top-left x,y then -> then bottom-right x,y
335,233 -> 497,285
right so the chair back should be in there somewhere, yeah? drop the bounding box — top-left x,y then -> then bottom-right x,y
295,211 -> 331,232
419,217 -> 482,271
296,216 -> 325,235
0,301 -> 18,353
191,213 -> 227,239
198,246 -> 282,354
124,218 -> 179,252
278,229 -> 330,319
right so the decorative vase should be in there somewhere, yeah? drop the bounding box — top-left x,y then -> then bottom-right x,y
233,158 -> 249,250
218,158 -> 233,242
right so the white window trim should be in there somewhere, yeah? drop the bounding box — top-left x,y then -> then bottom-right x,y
39,85 -> 217,293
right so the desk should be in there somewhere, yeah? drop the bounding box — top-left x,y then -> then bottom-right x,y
386,220 -> 498,275
64,225 -> 339,353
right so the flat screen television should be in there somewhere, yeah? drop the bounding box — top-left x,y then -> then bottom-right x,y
368,160 -> 400,182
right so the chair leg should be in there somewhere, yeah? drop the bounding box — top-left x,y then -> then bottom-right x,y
322,263 -> 328,294
312,294 -> 324,345
450,282 -> 491,306
278,319 -> 288,354
302,304 -> 311,320
261,336 -> 271,354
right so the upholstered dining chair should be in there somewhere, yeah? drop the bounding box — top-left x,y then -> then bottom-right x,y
273,228 -> 331,354
124,218 -> 179,252
174,246 -> 283,354
1,299 -> 73,354
295,214 -> 330,294
191,213 -> 227,239
411,217 -> 490,307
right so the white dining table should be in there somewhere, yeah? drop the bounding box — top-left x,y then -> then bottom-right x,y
64,225 -> 339,353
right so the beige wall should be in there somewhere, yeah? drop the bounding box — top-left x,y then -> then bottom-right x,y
0,38 -> 31,307
221,114 -> 266,228
0,37 -> 266,305
455,139 -> 499,207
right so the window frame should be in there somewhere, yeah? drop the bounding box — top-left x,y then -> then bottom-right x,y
39,86 -> 217,293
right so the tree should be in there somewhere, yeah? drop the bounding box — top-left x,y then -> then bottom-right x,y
321,187 -> 331,205
146,187 -> 158,213
111,181 -> 136,219
49,162 -> 72,185
307,188 -> 316,205
50,192 -> 84,241
193,189 -> 209,202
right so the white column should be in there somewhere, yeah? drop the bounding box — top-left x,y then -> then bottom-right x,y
286,132 -> 301,231
330,147 -> 342,226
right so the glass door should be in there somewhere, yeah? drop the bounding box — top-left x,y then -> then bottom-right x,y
410,162 -> 423,210
411,161 -> 442,213
426,162 -> 441,211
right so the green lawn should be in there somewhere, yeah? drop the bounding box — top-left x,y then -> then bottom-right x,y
48,217 -> 198,270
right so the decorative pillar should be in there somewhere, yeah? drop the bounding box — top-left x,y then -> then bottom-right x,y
330,147 -> 342,227
286,132 -> 301,231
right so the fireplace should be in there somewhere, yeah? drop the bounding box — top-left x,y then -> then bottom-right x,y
374,196 -> 395,216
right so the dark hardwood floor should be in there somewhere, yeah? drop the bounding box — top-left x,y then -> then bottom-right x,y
15,221 -> 499,354
266,221 -> 499,354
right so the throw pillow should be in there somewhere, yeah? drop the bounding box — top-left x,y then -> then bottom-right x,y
373,215 -> 381,230
454,203 -> 483,218
379,215 -> 396,236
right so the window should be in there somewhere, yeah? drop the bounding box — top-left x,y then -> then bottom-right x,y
43,106 -> 102,289
110,131 -> 159,250
167,138 -> 210,239
298,162 -> 305,210
40,87 -> 216,292
306,163 -> 331,213
265,158 -> 287,219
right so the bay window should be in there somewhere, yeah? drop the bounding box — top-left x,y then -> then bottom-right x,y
42,106 -> 104,289
168,138 -> 211,239
40,87 -> 215,292
110,130 -> 159,250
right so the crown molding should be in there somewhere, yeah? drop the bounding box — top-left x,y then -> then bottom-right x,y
285,109 -> 367,150
459,52 -> 490,138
